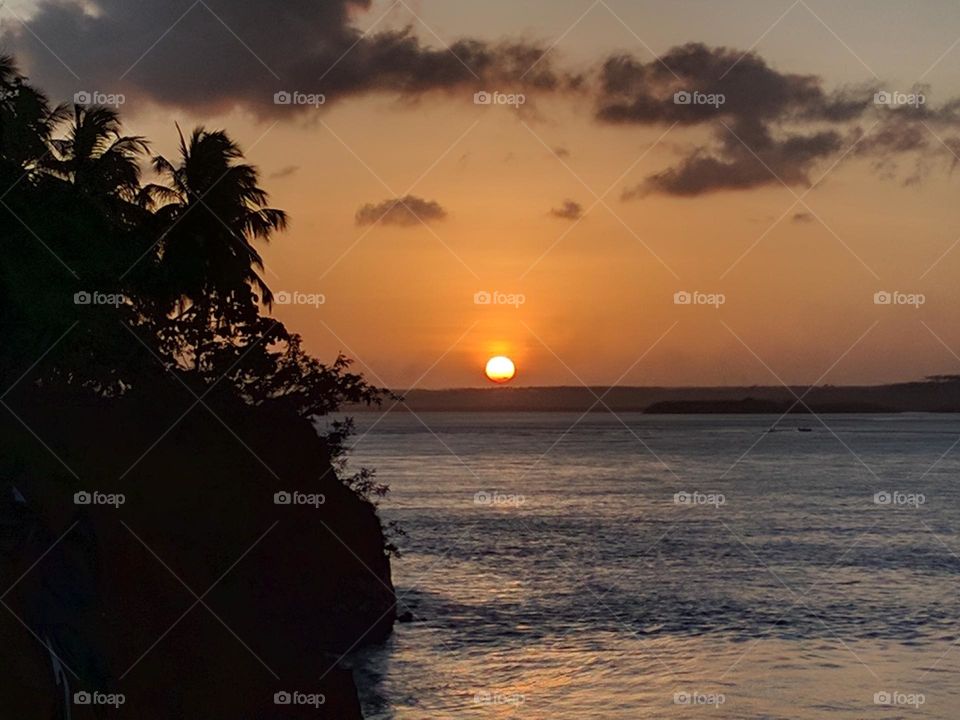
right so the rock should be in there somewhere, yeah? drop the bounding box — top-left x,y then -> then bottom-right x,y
0,391 -> 395,718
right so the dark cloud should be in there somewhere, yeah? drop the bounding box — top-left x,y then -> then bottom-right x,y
854,99 -> 960,179
623,117 -> 843,198
550,199 -> 583,221
6,7 -> 958,194
355,195 -> 447,227
4,0 -> 566,116
595,44 -> 960,196
269,165 -> 300,180
600,44 -> 873,197
597,44 -> 871,126
857,119 -> 928,155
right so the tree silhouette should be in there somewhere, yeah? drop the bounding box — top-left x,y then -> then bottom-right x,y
0,56 -> 382,454
45,105 -> 148,213
0,54 -> 68,171
149,127 -> 287,379
0,54 -> 393,720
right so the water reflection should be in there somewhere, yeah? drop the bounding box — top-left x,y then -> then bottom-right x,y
346,413 -> 960,718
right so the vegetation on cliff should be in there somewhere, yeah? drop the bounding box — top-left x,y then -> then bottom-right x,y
0,55 -> 393,718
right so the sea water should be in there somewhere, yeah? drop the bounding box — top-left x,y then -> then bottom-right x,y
339,412 -> 960,719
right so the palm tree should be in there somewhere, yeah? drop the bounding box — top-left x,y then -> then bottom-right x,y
151,125 -> 287,375
0,54 -> 68,171
46,105 -> 148,209
153,125 -> 287,303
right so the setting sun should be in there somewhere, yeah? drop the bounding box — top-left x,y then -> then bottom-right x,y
485,356 -> 516,384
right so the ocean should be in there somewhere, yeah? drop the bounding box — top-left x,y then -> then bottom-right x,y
336,412 -> 960,719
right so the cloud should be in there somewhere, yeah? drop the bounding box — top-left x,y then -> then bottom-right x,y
597,44 -> 871,127
593,43 -> 960,196
550,199 -> 583,221
355,195 -> 447,227
269,165 -> 300,180
624,118 -> 844,198
3,0 -> 567,116
6,6 -> 958,193
599,44 -> 876,197
849,103 -> 960,183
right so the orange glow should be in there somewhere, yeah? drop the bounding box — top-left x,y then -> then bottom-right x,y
485,356 -> 516,383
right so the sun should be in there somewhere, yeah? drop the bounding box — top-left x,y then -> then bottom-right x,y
485,356 -> 516,384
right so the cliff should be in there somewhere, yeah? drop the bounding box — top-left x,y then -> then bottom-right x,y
0,388 -> 394,718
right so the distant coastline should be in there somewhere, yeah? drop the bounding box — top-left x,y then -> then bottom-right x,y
643,399 -> 896,414
349,377 -> 960,413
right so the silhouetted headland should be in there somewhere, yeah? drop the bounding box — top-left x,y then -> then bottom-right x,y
360,377 -> 960,413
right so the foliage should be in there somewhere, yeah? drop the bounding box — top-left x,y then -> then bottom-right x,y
0,56 -> 388,503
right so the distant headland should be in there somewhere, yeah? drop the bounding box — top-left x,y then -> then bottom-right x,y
352,376 -> 960,413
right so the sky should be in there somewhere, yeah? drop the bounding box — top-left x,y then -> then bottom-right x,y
4,0 -> 960,388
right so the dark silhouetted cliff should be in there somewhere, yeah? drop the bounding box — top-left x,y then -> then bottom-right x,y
1,389 -> 394,719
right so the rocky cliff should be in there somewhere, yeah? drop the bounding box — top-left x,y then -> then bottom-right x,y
0,389 -> 394,718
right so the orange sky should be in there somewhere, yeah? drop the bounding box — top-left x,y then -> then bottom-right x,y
236,96 -> 960,388
10,0 -> 960,388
